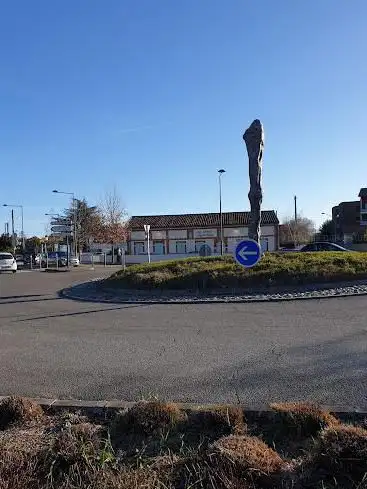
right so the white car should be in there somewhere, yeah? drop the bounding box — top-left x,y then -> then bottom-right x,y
69,256 -> 80,266
0,252 -> 17,273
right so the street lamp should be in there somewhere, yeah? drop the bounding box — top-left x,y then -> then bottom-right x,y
3,204 -> 24,249
218,169 -> 226,255
52,190 -> 77,255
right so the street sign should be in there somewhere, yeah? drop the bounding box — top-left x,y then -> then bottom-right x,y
234,239 -> 261,268
51,225 -> 72,233
50,219 -> 71,226
51,231 -> 73,237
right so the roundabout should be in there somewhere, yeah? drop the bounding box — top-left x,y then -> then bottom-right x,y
0,267 -> 366,409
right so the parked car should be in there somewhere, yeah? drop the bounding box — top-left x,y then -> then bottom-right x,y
15,254 -> 25,268
56,252 -> 79,266
300,242 -> 350,252
34,253 -> 46,264
69,256 -> 80,266
0,252 -> 17,273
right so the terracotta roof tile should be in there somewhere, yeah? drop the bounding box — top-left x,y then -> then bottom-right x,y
128,211 -> 278,230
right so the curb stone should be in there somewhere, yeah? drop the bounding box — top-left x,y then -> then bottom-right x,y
0,396 -> 365,419
60,278 -> 367,304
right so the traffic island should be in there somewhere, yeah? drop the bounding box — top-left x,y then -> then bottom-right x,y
0,396 -> 365,489
107,253 -> 367,290
61,252 -> 367,303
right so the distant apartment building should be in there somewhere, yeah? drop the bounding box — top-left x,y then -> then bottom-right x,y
126,211 -> 279,263
331,188 -> 367,242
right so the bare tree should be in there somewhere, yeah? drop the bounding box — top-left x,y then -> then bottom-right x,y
280,216 -> 315,246
98,187 -> 128,244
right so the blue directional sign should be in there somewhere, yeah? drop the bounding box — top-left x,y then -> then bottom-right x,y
234,239 -> 261,268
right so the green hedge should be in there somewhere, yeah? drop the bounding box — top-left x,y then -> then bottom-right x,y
106,252 -> 367,290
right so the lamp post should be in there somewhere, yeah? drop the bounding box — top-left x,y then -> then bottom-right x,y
218,169 -> 226,255
3,204 -> 24,249
52,190 -> 76,255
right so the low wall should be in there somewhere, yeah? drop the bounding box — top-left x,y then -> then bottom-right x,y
125,253 -> 210,264
348,243 -> 367,251
80,253 -> 114,264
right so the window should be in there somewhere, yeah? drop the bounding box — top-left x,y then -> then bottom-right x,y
153,241 -> 165,255
134,242 -> 145,255
0,253 -> 13,260
361,213 -> 367,222
176,240 -> 186,253
317,243 -> 333,251
195,240 -> 205,252
301,244 -> 316,252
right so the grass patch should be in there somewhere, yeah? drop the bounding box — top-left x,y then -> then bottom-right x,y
269,401 -> 339,438
106,252 -> 367,290
0,397 -> 366,488
210,434 -> 284,486
298,424 -> 367,488
111,401 -> 187,438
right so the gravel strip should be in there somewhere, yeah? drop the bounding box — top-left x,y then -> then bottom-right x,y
61,278 -> 367,303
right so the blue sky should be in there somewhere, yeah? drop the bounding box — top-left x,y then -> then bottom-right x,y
1,0 -> 366,237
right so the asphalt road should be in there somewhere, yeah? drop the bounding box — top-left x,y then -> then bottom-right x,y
0,268 -> 366,408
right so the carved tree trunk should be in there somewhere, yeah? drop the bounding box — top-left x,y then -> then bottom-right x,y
243,119 -> 264,243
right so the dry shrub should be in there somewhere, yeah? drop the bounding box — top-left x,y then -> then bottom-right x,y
70,422 -> 104,443
0,427 -> 46,489
0,449 -> 41,489
193,405 -> 246,437
269,402 -> 339,438
300,424 -> 367,487
171,453 -> 255,489
111,401 -> 187,438
38,422 -> 105,484
208,435 -> 284,488
0,397 -> 43,430
59,410 -> 89,426
90,466 -> 166,489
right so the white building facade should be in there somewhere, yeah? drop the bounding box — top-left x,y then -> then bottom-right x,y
126,211 -> 279,264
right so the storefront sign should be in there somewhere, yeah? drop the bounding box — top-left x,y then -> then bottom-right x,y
193,229 -> 217,238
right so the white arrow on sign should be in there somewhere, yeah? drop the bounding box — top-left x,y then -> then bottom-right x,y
238,246 -> 258,262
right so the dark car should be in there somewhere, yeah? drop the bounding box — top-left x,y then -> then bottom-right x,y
300,242 -> 350,252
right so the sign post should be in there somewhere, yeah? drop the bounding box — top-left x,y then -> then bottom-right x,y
234,239 -> 261,268
144,224 -> 151,263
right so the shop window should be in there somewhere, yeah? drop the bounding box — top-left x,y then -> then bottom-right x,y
176,241 -> 186,253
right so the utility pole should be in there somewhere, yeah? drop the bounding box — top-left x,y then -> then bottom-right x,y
294,195 -> 297,224
293,195 -> 298,248
11,210 -> 15,251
